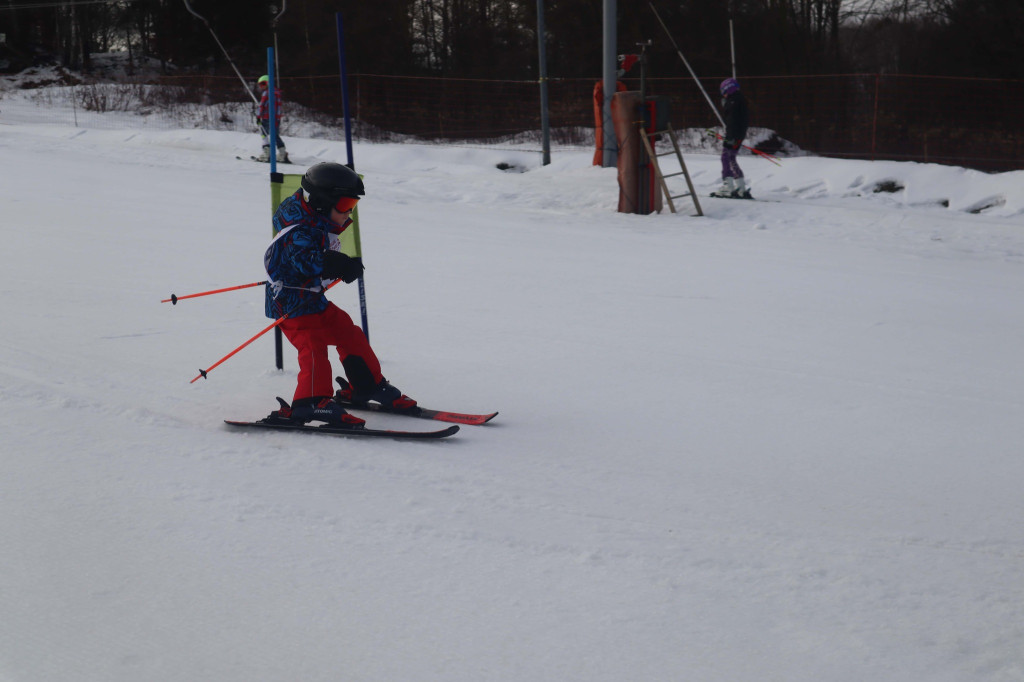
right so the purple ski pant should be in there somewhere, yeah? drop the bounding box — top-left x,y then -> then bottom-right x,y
721,146 -> 744,179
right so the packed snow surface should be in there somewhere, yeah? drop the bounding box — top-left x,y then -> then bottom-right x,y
2,110 -> 1024,681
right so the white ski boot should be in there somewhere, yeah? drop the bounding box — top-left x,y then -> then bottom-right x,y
710,177 -> 735,198
733,177 -> 753,200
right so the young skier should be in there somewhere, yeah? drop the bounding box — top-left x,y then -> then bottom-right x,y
256,74 -> 289,163
711,77 -> 752,199
261,162 -> 417,427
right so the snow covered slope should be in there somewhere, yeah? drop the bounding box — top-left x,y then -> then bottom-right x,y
1,117 -> 1023,682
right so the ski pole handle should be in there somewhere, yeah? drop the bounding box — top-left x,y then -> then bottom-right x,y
163,280 -> 267,304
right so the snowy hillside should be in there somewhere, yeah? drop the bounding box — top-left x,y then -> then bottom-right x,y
2,99 -> 1024,681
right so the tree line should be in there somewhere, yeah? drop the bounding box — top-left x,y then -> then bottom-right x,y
2,0 -> 1021,82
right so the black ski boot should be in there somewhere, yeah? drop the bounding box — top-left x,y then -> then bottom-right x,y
338,356 -> 418,410
336,377 -> 418,411
260,396 -> 365,427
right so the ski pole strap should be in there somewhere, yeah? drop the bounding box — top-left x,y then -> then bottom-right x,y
267,280 -> 324,299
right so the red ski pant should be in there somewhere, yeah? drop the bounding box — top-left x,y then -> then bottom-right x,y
279,302 -> 383,403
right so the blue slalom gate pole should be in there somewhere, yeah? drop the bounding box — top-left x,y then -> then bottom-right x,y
267,47 -> 278,174
335,12 -> 369,342
267,47 -> 285,368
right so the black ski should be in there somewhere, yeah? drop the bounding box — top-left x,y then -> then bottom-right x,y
224,419 -> 459,440
709,192 -> 755,200
236,155 -> 295,164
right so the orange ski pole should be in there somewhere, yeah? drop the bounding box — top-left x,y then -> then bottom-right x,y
190,280 -> 340,383
162,280 -> 267,304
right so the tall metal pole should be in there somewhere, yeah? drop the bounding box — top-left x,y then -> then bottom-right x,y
271,1 -> 287,79
637,43 -> 649,214
601,0 -> 617,168
536,0 -> 551,166
729,19 -> 737,79
336,12 -> 370,342
267,47 -> 284,370
650,2 -> 725,128
181,0 -> 259,105
335,13 -> 356,172
268,48 -> 277,173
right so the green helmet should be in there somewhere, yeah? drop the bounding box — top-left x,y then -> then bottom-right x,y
257,75 -> 269,87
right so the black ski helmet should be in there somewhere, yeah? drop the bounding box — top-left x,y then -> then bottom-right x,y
301,162 -> 365,214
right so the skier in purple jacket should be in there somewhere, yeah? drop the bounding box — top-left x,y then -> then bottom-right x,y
711,78 -> 752,199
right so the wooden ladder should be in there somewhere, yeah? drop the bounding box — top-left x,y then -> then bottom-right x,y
639,123 -> 703,216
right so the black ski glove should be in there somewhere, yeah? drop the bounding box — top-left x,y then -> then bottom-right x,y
322,250 -> 364,283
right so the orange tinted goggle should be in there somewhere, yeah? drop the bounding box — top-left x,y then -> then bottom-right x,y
334,196 -> 359,213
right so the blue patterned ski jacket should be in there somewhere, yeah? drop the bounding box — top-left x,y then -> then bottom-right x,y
264,190 -> 347,319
